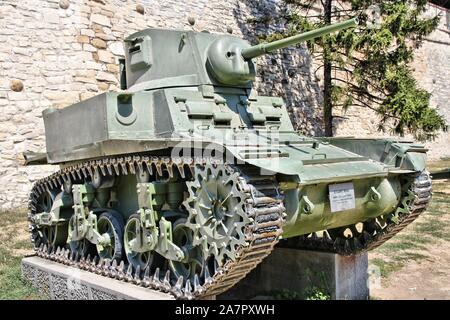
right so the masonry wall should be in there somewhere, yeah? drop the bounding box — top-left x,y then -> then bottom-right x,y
0,0 -> 321,209
0,1 -> 449,210
412,5 -> 450,159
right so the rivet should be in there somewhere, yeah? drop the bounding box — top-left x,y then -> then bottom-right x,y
136,4 -> 145,15
59,0 -> 70,9
10,79 -> 24,92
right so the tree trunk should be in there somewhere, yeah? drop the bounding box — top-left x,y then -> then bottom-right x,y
323,0 -> 333,136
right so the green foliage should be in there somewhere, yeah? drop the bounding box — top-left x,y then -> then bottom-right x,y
270,289 -> 302,300
269,287 -> 331,300
259,0 -> 447,140
378,65 -> 447,140
304,287 -> 331,300
0,265 -> 43,300
0,209 -> 43,300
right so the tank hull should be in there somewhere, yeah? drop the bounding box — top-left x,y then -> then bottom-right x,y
41,89 -> 428,239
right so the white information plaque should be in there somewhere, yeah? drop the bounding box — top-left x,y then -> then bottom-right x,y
329,182 -> 356,213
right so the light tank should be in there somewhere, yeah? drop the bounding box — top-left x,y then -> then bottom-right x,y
24,17 -> 432,299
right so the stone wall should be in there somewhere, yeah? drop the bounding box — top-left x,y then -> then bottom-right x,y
0,0 -> 320,209
0,0 -> 449,210
412,4 -> 450,159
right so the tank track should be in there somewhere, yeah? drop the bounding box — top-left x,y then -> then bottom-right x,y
27,155 -> 285,299
279,171 -> 432,255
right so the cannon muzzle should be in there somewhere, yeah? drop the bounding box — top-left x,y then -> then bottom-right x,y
241,17 -> 359,60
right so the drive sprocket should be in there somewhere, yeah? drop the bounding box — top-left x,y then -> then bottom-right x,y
183,164 -> 250,265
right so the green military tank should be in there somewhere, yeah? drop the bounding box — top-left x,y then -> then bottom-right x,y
25,17 -> 432,299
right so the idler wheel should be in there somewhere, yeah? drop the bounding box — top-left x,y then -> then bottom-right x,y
34,188 -> 57,217
34,189 -> 67,248
40,224 -> 68,248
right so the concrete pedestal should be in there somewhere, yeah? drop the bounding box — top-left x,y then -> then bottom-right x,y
219,247 -> 369,300
22,249 -> 369,300
21,256 -> 173,300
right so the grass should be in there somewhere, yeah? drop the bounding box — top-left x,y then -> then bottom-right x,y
369,159 -> 450,279
0,209 -> 44,300
371,258 -> 404,277
427,158 -> 450,172
0,265 -> 42,300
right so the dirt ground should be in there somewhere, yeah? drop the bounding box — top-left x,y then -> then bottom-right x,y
369,161 -> 450,300
370,239 -> 450,299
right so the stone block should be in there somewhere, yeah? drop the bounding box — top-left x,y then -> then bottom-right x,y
90,13 -> 111,27
77,35 -> 90,44
96,71 -> 117,82
22,256 -> 173,300
96,49 -> 114,63
219,248 -> 369,300
91,38 -> 107,49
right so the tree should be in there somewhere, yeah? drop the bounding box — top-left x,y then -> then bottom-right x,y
261,0 -> 447,140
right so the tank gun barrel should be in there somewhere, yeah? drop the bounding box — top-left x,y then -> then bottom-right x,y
241,17 -> 359,60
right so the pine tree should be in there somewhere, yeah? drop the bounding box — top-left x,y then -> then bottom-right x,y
261,0 -> 447,140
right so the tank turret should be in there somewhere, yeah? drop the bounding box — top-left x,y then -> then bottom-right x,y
122,18 -> 358,90
209,17 -> 358,85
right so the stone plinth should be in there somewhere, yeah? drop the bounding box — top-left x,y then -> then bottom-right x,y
21,256 -> 173,300
219,247 -> 369,300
